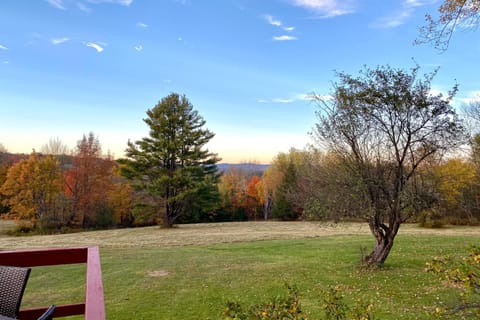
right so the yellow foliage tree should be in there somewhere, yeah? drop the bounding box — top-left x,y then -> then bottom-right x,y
431,158 -> 478,224
0,152 -> 62,228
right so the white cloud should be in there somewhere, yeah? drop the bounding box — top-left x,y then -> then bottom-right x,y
371,0 -> 437,28
272,98 -> 295,103
178,37 -> 183,41
265,14 -> 282,27
47,0 -> 132,11
294,93 -> 318,101
51,37 -> 70,45
134,44 -> 143,51
2,61 -> 9,64
460,90 -> 480,104
85,42 -> 104,52
372,11 -> 411,28
428,88 -> 446,97
259,92 -> 328,104
77,2 -> 92,12
46,0 -> 65,10
288,0 -> 356,17
136,22 -> 148,28
0,44 -> 8,50
273,35 -> 297,41
86,0 -> 133,5
264,15 -> 297,39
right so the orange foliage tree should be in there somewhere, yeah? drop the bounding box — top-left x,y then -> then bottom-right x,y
218,168 -> 248,220
245,175 -> 263,220
0,152 -> 63,228
64,133 -> 115,227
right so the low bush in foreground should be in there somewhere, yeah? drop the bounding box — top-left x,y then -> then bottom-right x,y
224,284 -> 375,320
426,246 -> 480,318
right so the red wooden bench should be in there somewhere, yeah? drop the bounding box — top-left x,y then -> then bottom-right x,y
0,246 -> 105,320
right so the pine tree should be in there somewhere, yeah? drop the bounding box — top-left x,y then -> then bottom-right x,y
120,93 -> 221,228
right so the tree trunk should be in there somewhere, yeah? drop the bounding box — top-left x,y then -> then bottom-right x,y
364,219 -> 400,265
364,234 -> 395,265
162,198 -> 174,228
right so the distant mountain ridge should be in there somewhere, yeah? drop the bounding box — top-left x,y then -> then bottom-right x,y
0,152 -> 270,174
217,163 -> 270,173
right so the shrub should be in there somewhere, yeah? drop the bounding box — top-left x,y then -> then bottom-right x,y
224,284 -> 307,320
321,285 -> 375,320
425,246 -> 480,318
418,208 -> 444,228
224,284 -> 375,320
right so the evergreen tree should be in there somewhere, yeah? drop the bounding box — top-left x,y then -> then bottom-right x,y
120,93 -> 220,228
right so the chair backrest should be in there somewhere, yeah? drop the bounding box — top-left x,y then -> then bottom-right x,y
37,304 -> 56,320
0,265 -> 31,318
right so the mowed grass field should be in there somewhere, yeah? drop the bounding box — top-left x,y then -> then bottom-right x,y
0,221 -> 479,319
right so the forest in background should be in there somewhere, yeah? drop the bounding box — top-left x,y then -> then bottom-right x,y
1,130 -> 480,232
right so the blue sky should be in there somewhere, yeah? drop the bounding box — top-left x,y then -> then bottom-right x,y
1,0 -> 479,163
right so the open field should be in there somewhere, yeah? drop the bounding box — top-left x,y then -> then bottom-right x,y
1,221 -> 479,319
1,221 -> 479,249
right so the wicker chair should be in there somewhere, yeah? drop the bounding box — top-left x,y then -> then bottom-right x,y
37,304 -> 56,320
0,265 -> 31,318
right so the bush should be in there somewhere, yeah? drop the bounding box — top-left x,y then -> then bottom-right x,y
425,246 -> 480,318
224,284 -> 375,320
11,220 -> 34,234
442,215 -> 479,226
224,284 -> 307,320
418,208 -> 444,228
321,285 -> 375,320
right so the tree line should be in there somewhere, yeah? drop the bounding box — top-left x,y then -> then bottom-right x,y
1,65 -> 479,265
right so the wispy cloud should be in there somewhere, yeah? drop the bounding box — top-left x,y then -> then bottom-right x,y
273,35 -> 297,41
0,44 -> 8,50
258,93 -> 319,104
85,42 -> 105,52
46,0 -> 65,10
288,0 -> 356,18
136,22 -> 148,28
86,0 -> 133,6
371,0 -> 436,28
294,93 -> 319,101
51,37 -> 70,45
47,0 -> 132,11
264,14 -> 297,40
265,14 -> 282,27
77,2 -> 92,13
272,98 -> 295,103
460,90 -> 480,104
134,44 -> 143,51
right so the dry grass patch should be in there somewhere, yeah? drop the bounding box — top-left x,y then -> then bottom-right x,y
146,270 -> 170,277
0,221 -> 478,250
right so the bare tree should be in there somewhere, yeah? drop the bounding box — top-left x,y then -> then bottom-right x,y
41,137 -> 69,155
313,65 -> 466,265
416,0 -> 480,51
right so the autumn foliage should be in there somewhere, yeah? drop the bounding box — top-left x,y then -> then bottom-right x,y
0,133 -> 134,231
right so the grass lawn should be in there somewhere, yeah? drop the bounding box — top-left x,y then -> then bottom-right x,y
0,221 -> 479,319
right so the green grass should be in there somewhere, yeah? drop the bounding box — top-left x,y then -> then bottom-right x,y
2,221 -> 478,319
